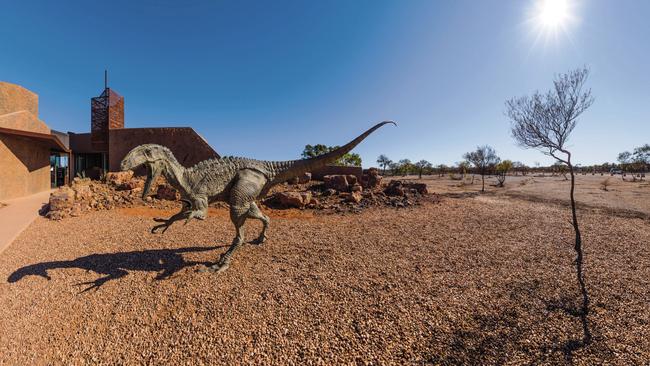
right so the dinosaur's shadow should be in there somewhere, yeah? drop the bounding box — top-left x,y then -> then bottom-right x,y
7,245 -> 225,293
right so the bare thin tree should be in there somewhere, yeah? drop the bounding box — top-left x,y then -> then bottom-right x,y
505,66 -> 594,346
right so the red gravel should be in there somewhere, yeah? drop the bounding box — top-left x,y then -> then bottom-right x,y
0,196 -> 648,364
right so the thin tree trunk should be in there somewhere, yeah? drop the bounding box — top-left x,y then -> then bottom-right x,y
481,174 -> 485,192
568,160 -> 591,345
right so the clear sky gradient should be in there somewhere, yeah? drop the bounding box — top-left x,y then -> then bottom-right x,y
2,0 -> 648,167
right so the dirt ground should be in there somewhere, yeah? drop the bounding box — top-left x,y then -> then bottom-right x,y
404,174 -> 650,217
0,192 -> 649,364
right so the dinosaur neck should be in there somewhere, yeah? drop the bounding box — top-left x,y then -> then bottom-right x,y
161,158 -> 189,195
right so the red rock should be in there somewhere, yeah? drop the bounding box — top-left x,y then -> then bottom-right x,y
106,171 -> 134,186
72,184 -> 92,200
46,187 -> 75,220
323,175 -> 349,191
274,191 -> 310,208
384,181 -> 406,196
115,178 -> 143,191
362,168 -> 383,189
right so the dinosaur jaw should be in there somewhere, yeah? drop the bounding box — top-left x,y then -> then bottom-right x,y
142,162 -> 161,199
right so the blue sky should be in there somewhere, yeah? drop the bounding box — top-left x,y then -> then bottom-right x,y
2,0 -> 648,167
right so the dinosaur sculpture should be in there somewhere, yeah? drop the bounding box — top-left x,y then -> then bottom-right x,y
120,121 -> 395,272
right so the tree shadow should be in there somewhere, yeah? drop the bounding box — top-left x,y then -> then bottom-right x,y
425,280 -> 610,364
7,245 -> 226,293
541,295 -> 595,363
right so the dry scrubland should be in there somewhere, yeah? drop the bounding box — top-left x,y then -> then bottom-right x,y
413,174 -> 650,217
0,178 -> 649,364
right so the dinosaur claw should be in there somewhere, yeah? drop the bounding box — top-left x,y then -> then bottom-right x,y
151,223 -> 169,234
251,235 -> 267,245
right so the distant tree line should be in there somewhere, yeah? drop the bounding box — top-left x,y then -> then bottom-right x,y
302,144 -> 362,167
373,152 -> 648,180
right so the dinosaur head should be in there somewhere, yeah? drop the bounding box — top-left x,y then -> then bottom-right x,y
7,262 -> 57,283
120,144 -> 172,199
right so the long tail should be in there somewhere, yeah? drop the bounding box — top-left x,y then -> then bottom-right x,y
269,121 -> 396,184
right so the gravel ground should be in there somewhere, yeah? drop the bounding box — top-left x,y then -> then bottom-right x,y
0,196 -> 648,364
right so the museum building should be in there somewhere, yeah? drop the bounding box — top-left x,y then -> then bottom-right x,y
0,81 -> 219,201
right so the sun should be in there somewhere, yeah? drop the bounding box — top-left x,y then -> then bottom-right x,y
527,0 -> 579,47
539,0 -> 569,28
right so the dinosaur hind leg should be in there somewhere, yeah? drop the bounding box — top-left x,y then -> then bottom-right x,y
247,202 -> 270,244
207,169 -> 267,273
207,206 -> 247,273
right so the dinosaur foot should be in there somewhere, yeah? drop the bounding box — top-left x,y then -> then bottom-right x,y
199,262 -> 230,274
251,235 -> 267,245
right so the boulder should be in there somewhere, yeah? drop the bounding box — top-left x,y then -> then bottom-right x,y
274,191 -> 311,208
408,183 -> 428,195
323,175 -> 349,191
384,180 -> 428,196
46,187 -> 75,220
362,168 -> 383,189
384,181 -> 406,196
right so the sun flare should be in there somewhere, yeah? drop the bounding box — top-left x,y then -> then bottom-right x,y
539,0 -> 569,28
527,0 -> 579,47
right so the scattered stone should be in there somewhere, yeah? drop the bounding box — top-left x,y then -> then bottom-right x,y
105,171 -> 133,186
346,175 -> 358,186
156,185 -> 179,201
348,191 -> 362,203
72,184 -> 92,201
117,178 -> 144,191
384,180 -> 428,196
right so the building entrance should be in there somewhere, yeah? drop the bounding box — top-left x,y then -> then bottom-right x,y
50,153 -> 69,188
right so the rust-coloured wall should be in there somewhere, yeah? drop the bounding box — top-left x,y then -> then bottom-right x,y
108,127 -> 219,171
69,133 -> 94,153
0,82 -> 38,116
107,90 -> 124,129
0,134 -> 50,201
0,111 -> 50,135
311,165 -> 363,181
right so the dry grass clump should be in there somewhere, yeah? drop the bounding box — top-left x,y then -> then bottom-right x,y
0,197 -> 648,364
600,178 -> 612,191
